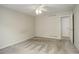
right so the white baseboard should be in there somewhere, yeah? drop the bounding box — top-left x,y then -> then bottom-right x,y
35,36 -> 61,39
0,36 -> 34,49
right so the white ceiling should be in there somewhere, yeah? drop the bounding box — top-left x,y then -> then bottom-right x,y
1,4 -> 75,16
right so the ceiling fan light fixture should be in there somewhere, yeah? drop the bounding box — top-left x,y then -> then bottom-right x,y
35,5 -> 47,15
35,8 -> 42,15
36,9 -> 39,15
39,9 -> 42,14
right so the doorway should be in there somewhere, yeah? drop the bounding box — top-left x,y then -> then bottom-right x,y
61,16 -> 73,43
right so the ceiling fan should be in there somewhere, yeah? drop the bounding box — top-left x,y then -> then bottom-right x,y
35,5 -> 47,15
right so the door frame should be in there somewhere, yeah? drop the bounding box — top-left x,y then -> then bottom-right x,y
60,15 -> 74,44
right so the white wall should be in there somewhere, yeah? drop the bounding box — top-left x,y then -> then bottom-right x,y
0,6 -> 35,49
35,15 -> 61,39
74,5 -> 79,50
0,6 -> 73,49
35,11 -> 73,39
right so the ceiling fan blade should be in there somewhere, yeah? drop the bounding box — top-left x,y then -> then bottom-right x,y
40,8 -> 47,11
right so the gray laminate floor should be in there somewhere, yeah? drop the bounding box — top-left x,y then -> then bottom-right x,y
0,37 -> 79,54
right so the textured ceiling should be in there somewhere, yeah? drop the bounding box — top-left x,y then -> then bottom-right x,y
1,4 -> 75,16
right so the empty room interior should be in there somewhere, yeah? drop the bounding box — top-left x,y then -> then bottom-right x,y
0,4 -> 79,54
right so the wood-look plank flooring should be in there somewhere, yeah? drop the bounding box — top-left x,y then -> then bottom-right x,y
0,37 -> 79,54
